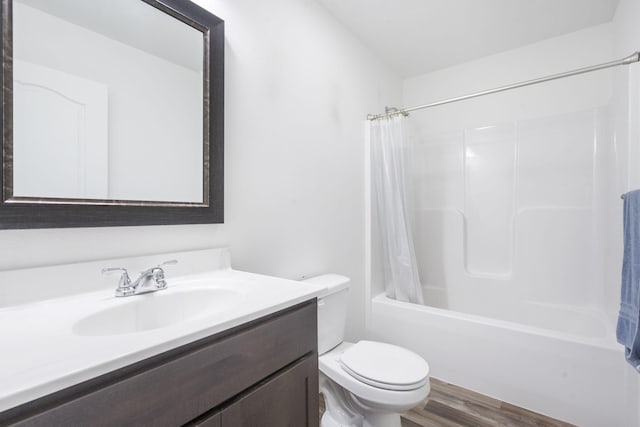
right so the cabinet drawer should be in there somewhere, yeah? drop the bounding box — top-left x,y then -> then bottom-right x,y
1,300 -> 317,427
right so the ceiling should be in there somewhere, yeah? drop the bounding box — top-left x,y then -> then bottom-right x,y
315,0 -> 620,77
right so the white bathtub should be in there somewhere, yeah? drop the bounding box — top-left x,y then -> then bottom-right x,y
369,293 -> 639,427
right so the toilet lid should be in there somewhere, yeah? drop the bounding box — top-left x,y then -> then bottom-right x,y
339,341 -> 429,391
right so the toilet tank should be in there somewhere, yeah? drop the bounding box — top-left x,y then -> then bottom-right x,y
302,274 -> 350,354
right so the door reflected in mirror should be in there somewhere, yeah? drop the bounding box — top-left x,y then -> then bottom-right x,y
11,0 -> 207,204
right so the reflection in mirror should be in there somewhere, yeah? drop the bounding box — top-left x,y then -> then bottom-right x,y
11,0 -> 206,204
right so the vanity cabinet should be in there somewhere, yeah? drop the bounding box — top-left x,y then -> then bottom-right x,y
0,300 -> 319,427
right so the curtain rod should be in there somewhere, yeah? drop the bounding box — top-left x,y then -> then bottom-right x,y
367,51 -> 640,121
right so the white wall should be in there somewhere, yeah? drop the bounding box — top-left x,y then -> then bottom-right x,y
612,0 -> 640,193
0,0 -> 401,341
198,0 -> 401,340
403,24 -> 613,133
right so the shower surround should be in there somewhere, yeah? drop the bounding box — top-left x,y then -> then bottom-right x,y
410,108 -> 610,335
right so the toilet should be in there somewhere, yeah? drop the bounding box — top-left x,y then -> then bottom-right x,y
303,274 -> 430,427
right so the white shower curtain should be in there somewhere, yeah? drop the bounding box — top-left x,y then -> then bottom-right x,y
370,115 -> 424,304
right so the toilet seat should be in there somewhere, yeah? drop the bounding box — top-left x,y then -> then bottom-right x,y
339,341 -> 429,391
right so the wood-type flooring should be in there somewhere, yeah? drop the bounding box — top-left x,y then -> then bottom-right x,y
319,378 -> 577,427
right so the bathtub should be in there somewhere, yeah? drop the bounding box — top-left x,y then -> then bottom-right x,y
369,293 -> 639,427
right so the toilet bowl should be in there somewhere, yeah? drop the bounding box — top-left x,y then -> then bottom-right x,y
303,274 -> 430,427
319,341 -> 430,427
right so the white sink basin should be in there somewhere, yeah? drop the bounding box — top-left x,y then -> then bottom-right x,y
72,288 -> 243,336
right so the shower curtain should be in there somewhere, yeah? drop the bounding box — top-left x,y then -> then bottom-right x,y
370,115 -> 424,304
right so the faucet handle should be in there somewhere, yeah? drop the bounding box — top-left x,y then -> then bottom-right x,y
158,260 -> 178,268
153,260 -> 177,289
101,267 -> 132,287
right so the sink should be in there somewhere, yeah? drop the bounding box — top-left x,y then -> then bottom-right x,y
72,288 -> 243,336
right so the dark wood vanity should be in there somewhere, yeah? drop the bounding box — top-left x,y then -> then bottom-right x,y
0,300 -> 319,427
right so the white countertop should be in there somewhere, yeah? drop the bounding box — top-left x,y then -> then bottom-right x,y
0,268 -> 325,412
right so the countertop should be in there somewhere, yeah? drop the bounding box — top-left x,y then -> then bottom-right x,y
0,268 -> 325,412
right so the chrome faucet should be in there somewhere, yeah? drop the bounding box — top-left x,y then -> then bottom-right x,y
102,260 -> 178,297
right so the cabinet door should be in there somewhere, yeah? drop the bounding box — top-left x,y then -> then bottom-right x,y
221,355 -> 319,427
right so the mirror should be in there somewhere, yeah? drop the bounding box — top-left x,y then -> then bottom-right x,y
0,0 -> 224,228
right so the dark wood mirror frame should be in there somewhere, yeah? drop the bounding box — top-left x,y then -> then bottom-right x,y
0,0 -> 224,229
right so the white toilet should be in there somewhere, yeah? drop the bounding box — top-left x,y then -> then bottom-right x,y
303,274 -> 430,427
